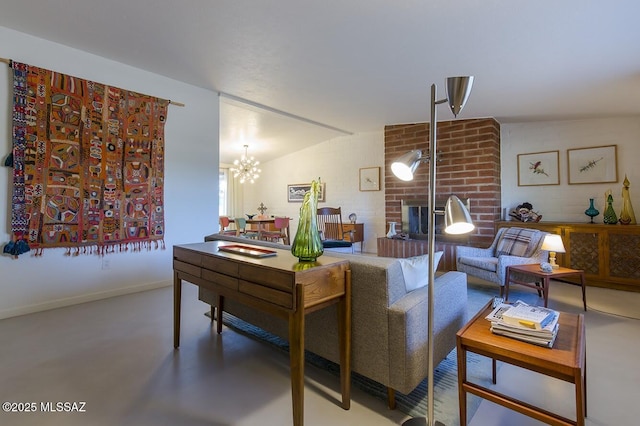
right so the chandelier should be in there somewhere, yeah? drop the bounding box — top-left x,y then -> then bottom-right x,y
231,145 -> 261,184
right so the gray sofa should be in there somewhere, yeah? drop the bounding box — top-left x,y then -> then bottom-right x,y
201,233 -> 468,407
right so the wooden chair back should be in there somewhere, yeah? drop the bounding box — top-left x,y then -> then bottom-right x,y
316,207 -> 345,241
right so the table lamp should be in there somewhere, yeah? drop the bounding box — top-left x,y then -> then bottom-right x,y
541,234 -> 565,269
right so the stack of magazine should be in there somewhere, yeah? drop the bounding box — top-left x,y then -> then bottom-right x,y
485,300 -> 559,348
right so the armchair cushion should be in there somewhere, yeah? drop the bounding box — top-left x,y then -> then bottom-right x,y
495,227 -> 540,257
458,256 -> 498,272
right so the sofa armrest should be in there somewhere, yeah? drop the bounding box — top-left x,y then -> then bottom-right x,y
386,271 -> 468,393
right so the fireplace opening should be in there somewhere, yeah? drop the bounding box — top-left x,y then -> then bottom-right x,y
401,198 -> 471,241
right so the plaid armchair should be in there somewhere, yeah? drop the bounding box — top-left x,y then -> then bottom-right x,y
456,227 -> 549,295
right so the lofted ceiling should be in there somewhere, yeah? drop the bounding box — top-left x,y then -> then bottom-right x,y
1,1 -> 639,164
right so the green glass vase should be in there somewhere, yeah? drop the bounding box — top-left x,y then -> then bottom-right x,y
291,179 -> 324,261
603,194 -> 618,225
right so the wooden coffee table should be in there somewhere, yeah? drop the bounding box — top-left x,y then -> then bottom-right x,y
456,301 -> 586,426
505,264 -> 587,311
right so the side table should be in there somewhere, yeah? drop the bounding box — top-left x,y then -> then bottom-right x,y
457,301 -> 587,426
505,264 -> 587,311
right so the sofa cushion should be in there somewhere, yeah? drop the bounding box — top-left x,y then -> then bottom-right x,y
495,227 -> 538,257
458,256 -> 498,272
398,251 -> 443,292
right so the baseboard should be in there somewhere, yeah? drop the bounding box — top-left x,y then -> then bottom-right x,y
0,280 -> 172,320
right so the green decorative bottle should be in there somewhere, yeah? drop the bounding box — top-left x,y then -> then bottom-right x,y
291,179 -> 324,261
603,193 -> 618,225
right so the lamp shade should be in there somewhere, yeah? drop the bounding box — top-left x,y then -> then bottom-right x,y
444,195 -> 475,234
446,76 -> 474,117
391,150 -> 422,181
542,234 -> 566,253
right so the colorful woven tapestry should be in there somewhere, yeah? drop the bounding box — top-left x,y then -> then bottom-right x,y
7,61 -> 168,256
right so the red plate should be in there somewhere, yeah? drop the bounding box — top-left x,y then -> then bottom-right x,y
218,244 -> 277,258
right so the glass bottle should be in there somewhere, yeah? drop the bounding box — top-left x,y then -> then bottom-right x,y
291,179 -> 324,261
619,175 -> 636,225
603,193 -> 618,225
584,198 -> 599,223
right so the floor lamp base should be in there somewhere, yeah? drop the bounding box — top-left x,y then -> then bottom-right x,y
401,418 -> 446,426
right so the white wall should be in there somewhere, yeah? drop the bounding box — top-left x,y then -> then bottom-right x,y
241,132 -> 386,253
0,27 -> 219,319
501,117 -> 640,223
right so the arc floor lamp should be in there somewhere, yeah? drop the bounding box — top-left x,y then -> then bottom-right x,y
391,76 -> 475,426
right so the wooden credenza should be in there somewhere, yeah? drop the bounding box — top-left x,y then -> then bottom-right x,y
342,223 -> 364,251
173,241 -> 352,426
496,221 -> 640,292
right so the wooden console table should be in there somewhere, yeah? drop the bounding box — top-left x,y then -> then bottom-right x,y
173,241 -> 352,426
457,301 -> 586,426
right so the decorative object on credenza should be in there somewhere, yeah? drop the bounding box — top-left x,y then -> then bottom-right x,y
603,192 -> 618,224
257,203 -> 268,215
359,166 -> 381,191
509,202 -> 542,222
619,175 -> 636,225
246,214 -> 256,220
568,145 -> 618,184
291,178 -> 324,262
386,222 -> 398,238
517,150 -> 560,186
584,198 -> 600,223
6,61 -> 169,257
348,213 -> 357,223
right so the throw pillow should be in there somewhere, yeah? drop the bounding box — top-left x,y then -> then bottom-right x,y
399,251 -> 444,292
495,228 -> 538,257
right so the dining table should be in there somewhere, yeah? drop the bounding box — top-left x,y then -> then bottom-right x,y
230,217 -> 291,241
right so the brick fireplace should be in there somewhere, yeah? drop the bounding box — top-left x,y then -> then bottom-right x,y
384,118 -> 501,246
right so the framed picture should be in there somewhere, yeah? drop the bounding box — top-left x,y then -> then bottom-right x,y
287,183 -> 326,202
517,151 -> 560,186
359,167 -> 381,191
568,145 -> 618,184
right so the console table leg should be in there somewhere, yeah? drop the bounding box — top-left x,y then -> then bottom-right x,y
289,283 -> 305,426
216,295 -> 224,334
173,272 -> 181,349
338,269 -> 352,409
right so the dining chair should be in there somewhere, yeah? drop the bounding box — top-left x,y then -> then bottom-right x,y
234,217 -> 259,239
260,217 -> 291,245
219,216 -> 237,236
316,207 -> 354,252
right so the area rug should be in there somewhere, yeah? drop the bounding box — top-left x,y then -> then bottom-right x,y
219,283 -> 505,424
7,61 -> 168,257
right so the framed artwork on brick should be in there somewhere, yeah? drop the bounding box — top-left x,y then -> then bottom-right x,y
517,150 -> 560,186
568,145 -> 618,184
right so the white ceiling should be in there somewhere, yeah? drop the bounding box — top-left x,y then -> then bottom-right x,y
1,1 -> 639,164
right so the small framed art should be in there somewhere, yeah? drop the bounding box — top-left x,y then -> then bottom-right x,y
359,167 -> 381,191
287,183 -> 326,202
568,145 -> 618,184
517,151 -> 560,186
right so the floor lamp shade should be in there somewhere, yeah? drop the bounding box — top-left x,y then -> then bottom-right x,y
445,76 -> 474,117
391,150 -> 422,181
444,195 -> 475,234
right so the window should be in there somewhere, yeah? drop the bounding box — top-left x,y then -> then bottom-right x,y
219,168 -> 229,216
